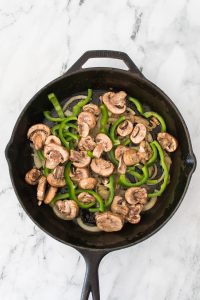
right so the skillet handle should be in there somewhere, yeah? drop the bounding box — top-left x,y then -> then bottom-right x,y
66,50 -> 144,77
79,249 -> 107,300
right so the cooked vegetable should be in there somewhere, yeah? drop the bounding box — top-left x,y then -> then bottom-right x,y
100,104 -> 109,134
72,89 -> 92,116
143,111 -> 166,132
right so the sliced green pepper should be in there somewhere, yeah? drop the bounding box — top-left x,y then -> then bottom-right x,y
36,150 -> 45,161
129,96 -> 144,114
110,116 -> 126,146
107,149 -> 118,166
105,175 -> 115,208
143,111 -> 166,132
64,162 -> 77,201
48,93 -> 65,119
100,104 -> 109,134
119,165 -> 149,187
146,142 -> 158,167
43,111 -> 64,122
77,189 -> 104,212
58,117 -> 77,148
52,124 -> 60,136
72,89 -> 92,116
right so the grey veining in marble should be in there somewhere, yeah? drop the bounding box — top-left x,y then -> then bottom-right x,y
0,0 -> 200,299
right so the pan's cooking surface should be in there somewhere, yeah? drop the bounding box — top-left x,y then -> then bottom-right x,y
6,68 -> 194,250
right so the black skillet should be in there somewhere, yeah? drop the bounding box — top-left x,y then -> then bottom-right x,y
5,50 -> 196,300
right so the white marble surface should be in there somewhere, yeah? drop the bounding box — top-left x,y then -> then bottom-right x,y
0,0 -> 200,299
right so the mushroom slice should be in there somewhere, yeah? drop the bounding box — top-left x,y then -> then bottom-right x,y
126,212 -> 141,224
111,196 -> 129,217
25,168 -> 41,185
95,212 -> 124,232
125,187 -> 147,205
101,91 -> 127,115
83,104 -> 100,116
45,135 -> 61,145
44,186 -> 58,204
79,178 -> 97,189
117,120 -> 133,137
130,123 -> 147,144
70,167 -> 89,183
37,176 -> 47,204
69,150 -> 91,168
123,149 -> 140,166
44,143 -> 69,169
53,200 -> 79,220
78,122 -> 90,138
93,133 -> 112,158
78,136 -> 96,151
47,166 -> 66,187
91,158 -> 114,177
115,145 -> 127,174
78,192 -> 95,204
78,112 -> 96,129
27,124 -> 51,150
138,141 -> 152,164
157,132 -> 178,152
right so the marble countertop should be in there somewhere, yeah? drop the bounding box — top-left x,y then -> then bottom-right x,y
1,0 -> 200,299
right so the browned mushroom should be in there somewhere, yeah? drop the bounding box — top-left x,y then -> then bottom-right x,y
101,91 -> 127,115
111,196 -> 129,217
27,124 -> 51,150
130,123 -> 147,144
90,158 -> 114,177
78,136 -> 96,151
70,167 -> 89,183
53,200 -> 79,220
93,133 -> 112,158
79,178 -> 97,189
95,211 -> 124,232
123,149 -> 140,166
44,186 -> 58,204
117,120 -> 133,137
83,104 -> 100,116
115,145 -> 127,174
138,141 -> 152,164
126,212 -> 141,224
47,166 -> 66,187
78,192 -> 96,204
134,116 -> 149,127
37,176 -> 47,205
157,132 -> 178,152
45,135 -> 61,145
125,187 -> 147,205
25,168 -> 41,185
78,112 -> 96,137
44,143 -> 69,169
78,123 -> 90,138
69,150 -> 91,168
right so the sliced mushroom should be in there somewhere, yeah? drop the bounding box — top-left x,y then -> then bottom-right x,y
134,116 -> 149,127
83,104 -> 100,116
44,143 -> 69,169
157,132 -> 178,152
93,133 -> 112,158
101,91 -> 127,115
47,166 -> 66,187
79,178 -> 97,189
45,135 -> 61,145
125,187 -> 147,205
78,192 -> 96,204
53,200 -> 79,220
115,145 -> 127,174
27,124 -> 51,150
78,136 -> 96,151
69,150 -> 91,168
25,168 -> 41,185
44,186 -> 58,204
138,141 -> 152,164
78,122 -> 90,138
78,111 -> 96,137
117,120 -> 133,137
111,196 -> 129,217
91,158 -> 114,177
95,211 -> 124,232
130,123 -> 147,144
70,167 -> 89,183
37,176 -> 47,204
126,212 -> 141,224
123,149 -> 140,166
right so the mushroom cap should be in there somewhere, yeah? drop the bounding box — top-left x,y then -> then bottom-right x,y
27,124 -> 51,139
115,145 -> 127,160
83,104 -> 100,116
125,187 -> 147,205
78,192 -> 96,204
45,135 -> 61,145
157,132 -> 178,152
27,124 -> 51,150
90,158 -> 114,177
53,200 -> 79,220
79,178 -> 97,189
117,120 -> 133,137
111,196 -> 129,217
44,186 -> 58,204
78,111 -> 96,129
78,122 -> 90,138
102,91 -> 127,115
123,149 -> 140,166
95,211 -> 124,232
37,176 -> 47,201
93,133 -> 112,158
44,143 -> 69,169
78,136 -> 96,151
70,167 -> 89,182
126,213 -> 141,224
69,150 -> 91,168
130,123 -> 147,144
47,173 -> 66,187
138,141 -> 152,164
25,168 -> 41,185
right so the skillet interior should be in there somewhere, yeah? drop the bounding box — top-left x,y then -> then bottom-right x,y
6,68 -> 194,250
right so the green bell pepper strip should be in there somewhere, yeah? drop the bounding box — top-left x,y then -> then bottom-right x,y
77,189 -> 104,212
52,124 -> 60,136
147,141 -> 169,197
87,151 -> 94,158
44,167 -> 51,177
37,150 -> 45,161
72,89 -> 92,116
143,111 -> 166,132
128,96 -> 144,114
146,142 -> 158,167
63,132 -> 79,141
123,138 -> 131,146
43,111 -> 64,122
100,104 -> 109,134
110,116 -> 126,146
58,117 -> 77,148
127,166 -> 143,180
105,175 -> 115,208
64,123 -> 78,131
119,165 -> 149,187
48,93 -> 65,119
64,162 -> 77,201
107,149 -> 118,166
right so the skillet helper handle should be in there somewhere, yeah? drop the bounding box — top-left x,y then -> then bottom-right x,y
80,250 -> 107,300
66,50 -> 144,77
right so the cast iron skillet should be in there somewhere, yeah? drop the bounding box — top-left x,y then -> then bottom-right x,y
5,50 -> 196,300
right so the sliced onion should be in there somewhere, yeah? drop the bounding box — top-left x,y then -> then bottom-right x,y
143,197 -> 157,211
77,217 -> 101,232
149,164 -> 158,179
32,151 -> 43,169
147,173 -> 165,185
62,95 -> 87,111
64,109 -> 73,117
